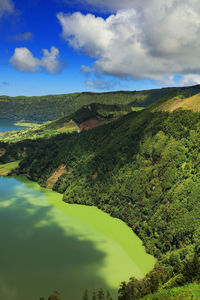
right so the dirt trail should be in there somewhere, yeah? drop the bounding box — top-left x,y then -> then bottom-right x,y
0,149 -> 5,158
46,164 -> 66,189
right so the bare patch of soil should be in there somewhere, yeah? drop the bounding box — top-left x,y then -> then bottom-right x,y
46,164 -> 66,189
92,171 -> 98,179
80,119 -> 105,131
0,149 -> 6,158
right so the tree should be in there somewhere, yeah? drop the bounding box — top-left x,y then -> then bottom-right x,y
48,291 -> 60,300
106,291 -> 113,300
97,288 -> 105,300
82,289 -> 89,300
118,281 -> 128,300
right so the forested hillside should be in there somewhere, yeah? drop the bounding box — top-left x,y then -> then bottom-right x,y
1,87 -> 200,298
1,84 -> 200,121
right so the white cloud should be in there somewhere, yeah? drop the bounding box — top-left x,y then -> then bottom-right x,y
8,32 -> 34,42
81,65 -> 94,73
85,77 -> 120,90
10,46 -> 65,74
57,1 -> 200,83
41,46 -> 64,74
85,80 -> 96,87
85,79 -> 108,89
10,48 -> 40,72
180,74 -> 200,87
0,0 -> 14,18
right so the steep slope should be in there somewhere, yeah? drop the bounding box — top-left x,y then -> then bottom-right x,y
1,84 -> 200,121
154,93 -> 200,113
47,102 -> 132,130
141,284 -> 200,300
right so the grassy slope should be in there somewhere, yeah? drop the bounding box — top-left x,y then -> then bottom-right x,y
141,284 -> 200,299
1,85 -> 200,121
0,160 -> 20,175
154,93 -> 200,113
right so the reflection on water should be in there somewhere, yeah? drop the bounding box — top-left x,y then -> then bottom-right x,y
0,176 -> 155,300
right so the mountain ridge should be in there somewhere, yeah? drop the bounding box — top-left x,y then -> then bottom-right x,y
1,84 -> 200,121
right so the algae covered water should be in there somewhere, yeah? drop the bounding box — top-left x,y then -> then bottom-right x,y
0,176 -> 155,300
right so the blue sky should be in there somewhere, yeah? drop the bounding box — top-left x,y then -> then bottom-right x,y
0,0 -> 200,96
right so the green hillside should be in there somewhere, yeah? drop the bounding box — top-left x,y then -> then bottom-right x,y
141,284 -> 200,300
1,84 -> 200,121
0,103 -> 131,142
1,87 -> 200,298
154,93 -> 200,113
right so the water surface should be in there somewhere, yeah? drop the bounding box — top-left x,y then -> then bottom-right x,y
0,119 -> 27,132
0,176 -> 155,300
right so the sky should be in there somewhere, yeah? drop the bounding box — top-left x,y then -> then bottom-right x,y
0,0 -> 200,96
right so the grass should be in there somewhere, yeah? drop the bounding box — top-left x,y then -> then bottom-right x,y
14,121 -> 41,128
0,120 -> 78,143
154,93 -> 200,113
141,284 -> 200,300
0,161 -> 20,175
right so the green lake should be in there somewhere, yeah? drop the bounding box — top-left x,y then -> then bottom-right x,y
0,176 -> 155,300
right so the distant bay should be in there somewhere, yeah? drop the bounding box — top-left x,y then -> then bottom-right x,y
0,119 -> 27,133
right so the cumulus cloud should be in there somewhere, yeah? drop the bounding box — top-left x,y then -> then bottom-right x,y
180,75 -> 200,87
0,0 -> 14,18
10,46 -> 65,74
57,0 -> 200,83
8,32 -> 34,42
10,48 -> 40,72
41,47 -> 64,74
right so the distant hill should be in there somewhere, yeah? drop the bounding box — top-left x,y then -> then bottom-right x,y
0,103 -> 132,142
1,85 -> 200,121
48,102 -> 132,128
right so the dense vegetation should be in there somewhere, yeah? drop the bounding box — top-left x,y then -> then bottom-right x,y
0,103 -> 131,142
1,84 -> 200,121
1,87 -> 200,298
39,282 -> 200,299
